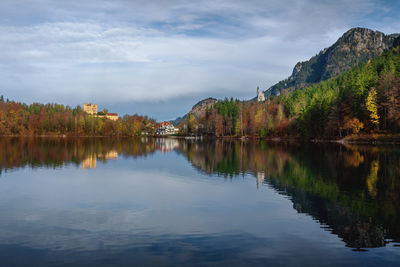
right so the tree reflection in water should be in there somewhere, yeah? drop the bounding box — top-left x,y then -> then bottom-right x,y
0,137 -> 399,249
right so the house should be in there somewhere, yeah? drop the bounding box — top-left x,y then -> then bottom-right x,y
105,113 -> 119,121
156,121 -> 179,135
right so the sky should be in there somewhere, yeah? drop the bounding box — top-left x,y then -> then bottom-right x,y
0,0 -> 399,120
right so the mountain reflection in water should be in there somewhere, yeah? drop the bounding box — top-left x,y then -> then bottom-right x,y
0,137 -> 399,251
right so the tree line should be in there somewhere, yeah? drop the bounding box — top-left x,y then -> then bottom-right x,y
1,45 -> 399,138
181,46 -> 400,138
0,100 -> 156,136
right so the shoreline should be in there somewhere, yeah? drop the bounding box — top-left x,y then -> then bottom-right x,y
1,133 -> 400,144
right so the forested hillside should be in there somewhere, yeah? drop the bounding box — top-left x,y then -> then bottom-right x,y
2,33 -> 399,140
181,45 -> 400,139
0,99 -> 156,136
265,28 -> 399,97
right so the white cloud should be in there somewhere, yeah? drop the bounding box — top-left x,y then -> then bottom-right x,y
0,21 -> 321,103
0,0 -> 397,119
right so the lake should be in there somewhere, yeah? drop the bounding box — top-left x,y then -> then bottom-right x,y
0,137 -> 399,266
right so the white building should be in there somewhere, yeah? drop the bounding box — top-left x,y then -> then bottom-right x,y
156,122 -> 179,135
257,86 -> 265,102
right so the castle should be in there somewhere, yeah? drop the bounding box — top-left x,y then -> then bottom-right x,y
83,103 -> 97,114
83,103 -> 118,121
257,86 -> 265,102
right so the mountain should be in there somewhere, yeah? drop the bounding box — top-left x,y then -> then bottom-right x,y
172,97 -> 217,126
394,35 -> 400,48
190,98 -> 218,118
264,27 -> 399,97
171,116 -> 184,126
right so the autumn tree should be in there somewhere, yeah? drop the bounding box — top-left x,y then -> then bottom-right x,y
366,88 -> 380,130
0,99 -> 156,136
343,117 -> 364,135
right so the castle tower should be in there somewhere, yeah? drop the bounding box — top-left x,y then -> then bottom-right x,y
83,103 -> 97,115
257,86 -> 265,102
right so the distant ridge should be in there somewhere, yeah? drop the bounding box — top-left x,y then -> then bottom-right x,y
174,28 -> 400,124
264,27 -> 399,97
172,97 -> 217,126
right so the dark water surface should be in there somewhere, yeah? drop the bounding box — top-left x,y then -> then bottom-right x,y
0,137 -> 399,266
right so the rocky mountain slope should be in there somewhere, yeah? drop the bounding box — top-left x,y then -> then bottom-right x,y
264,28 -> 400,97
172,97 -> 217,126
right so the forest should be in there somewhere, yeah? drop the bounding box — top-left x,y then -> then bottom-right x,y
1,46 -> 399,139
181,46 -> 400,139
0,99 -> 156,136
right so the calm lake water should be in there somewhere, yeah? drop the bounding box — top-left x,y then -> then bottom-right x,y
0,137 -> 399,266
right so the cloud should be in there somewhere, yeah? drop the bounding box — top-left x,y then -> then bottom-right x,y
0,22 -> 317,103
0,0 -> 398,119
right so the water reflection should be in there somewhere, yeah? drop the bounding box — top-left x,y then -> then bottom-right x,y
0,137 -> 157,173
178,140 -> 400,249
156,138 -> 179,153
82,150 -> 118,169
0,137 -> 399,251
